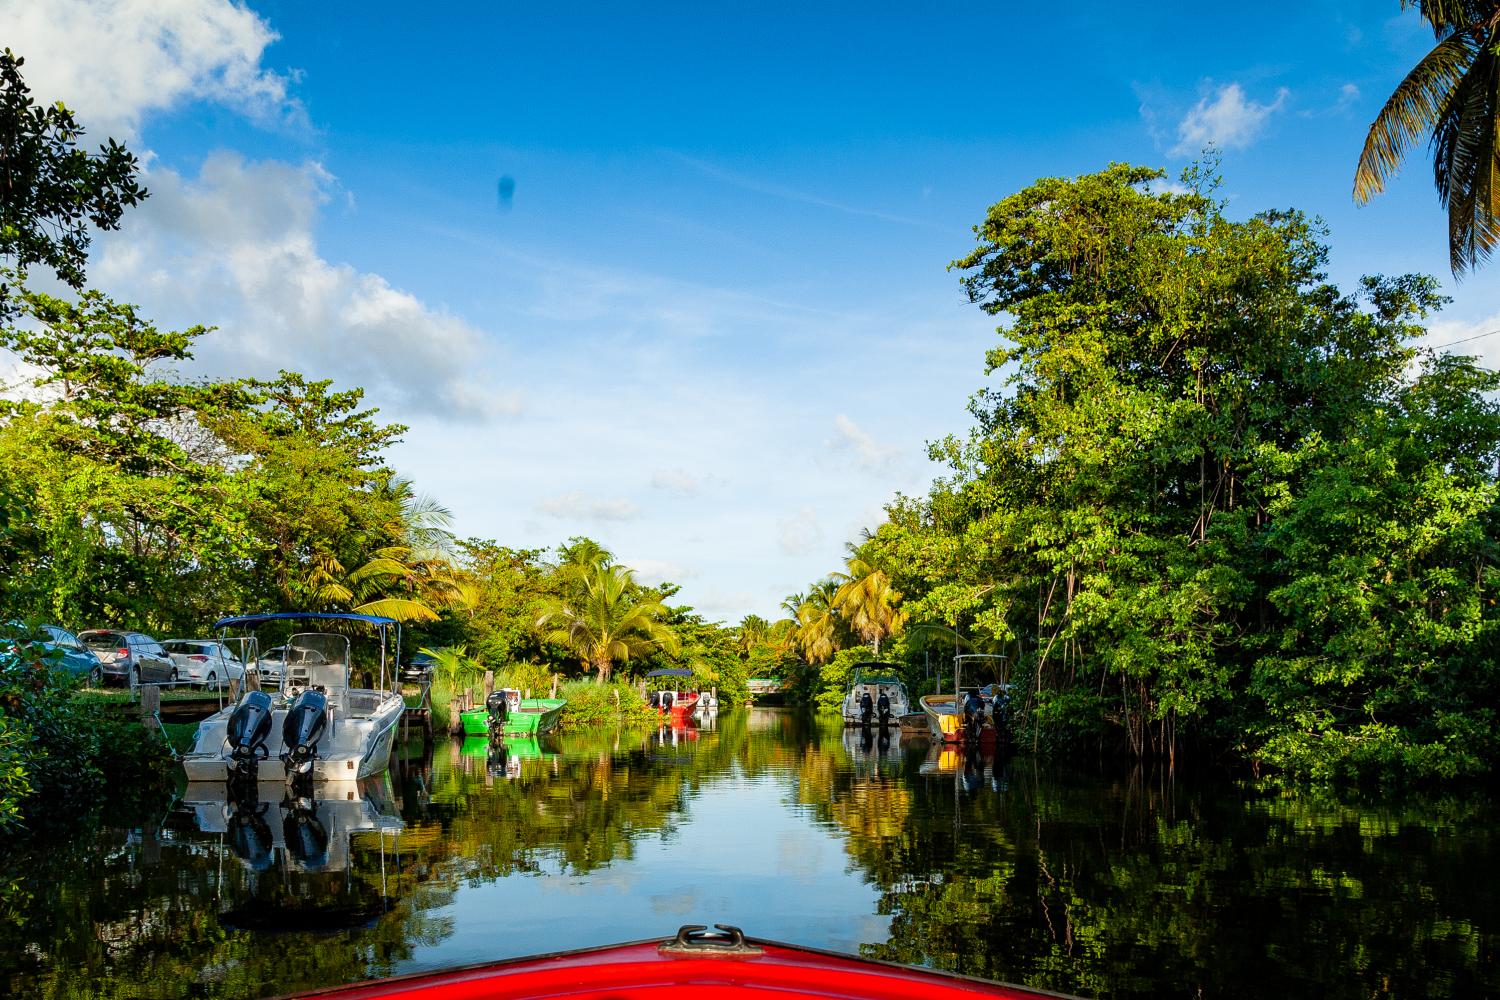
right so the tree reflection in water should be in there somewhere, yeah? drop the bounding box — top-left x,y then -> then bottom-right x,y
0,712 -> 1495,999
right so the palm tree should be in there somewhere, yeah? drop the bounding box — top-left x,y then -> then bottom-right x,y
735,614 -> 770,657
833,556 -> 906,655
792,579 -> 842,666
347,478 -> 461,623
1354,1 -> 1500,274
536,563 -> 678,682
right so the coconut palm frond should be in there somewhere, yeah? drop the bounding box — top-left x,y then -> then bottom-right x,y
353,596 -> 441,623
1354,31 -> 1475,203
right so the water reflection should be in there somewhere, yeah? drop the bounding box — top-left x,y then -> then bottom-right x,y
0,711 -> 1496,999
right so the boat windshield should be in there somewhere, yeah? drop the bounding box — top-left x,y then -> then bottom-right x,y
282,632 -> 350,693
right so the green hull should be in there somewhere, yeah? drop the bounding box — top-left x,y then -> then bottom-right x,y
459,698 -> 566,737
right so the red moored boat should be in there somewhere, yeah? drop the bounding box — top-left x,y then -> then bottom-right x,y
645,669 -> 700,722
279,925 -> 1070,999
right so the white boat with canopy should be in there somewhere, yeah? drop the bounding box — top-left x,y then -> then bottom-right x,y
839,663 -> 911,727
181,612 -> 405,785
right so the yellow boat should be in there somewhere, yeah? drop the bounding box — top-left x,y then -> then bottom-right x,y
919,693 -> 965,742
921,653 -> 1011,743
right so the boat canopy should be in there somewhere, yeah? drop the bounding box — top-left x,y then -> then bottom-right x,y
214,612 -> 398,630
851,662 -> 904,684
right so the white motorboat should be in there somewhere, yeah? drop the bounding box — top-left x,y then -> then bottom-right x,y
839,663 -> 911,727
182,612 -> 405,785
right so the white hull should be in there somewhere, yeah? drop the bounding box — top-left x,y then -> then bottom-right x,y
182,689 -> 404,784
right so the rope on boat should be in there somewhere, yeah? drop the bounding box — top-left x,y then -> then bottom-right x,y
152,709 -> 184,760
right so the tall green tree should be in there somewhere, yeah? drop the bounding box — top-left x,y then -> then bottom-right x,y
0,50 -> 146,319
833,554 -> 907,655
535,563 -> 679,682
1354,1 -> 1500,273
910,160 -> 1500,778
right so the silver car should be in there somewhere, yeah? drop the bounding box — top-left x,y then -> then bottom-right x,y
162,639 -> 246,689
79,630 -> 176,686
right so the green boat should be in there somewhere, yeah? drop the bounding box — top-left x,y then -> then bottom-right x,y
459,689 -> 567,737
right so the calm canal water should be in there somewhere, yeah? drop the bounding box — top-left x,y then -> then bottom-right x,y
1,708 -> 1497,998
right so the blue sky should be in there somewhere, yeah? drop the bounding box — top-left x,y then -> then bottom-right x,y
3,1 -> 1497,622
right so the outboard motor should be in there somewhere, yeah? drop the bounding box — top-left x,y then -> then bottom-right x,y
281,799 -> 329,869
486,690 -> 511,735
280,688 -> 328,779
991,689 -> 1011,739
226,690 -> 274,777
876,690 -> 892,726
648,690 -> 661,709
660,691 -> 674,713
963,689 -> 986,743
859,690 -> 874,726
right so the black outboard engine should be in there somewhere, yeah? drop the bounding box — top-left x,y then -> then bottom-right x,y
859,691 -> 874,726
280,688 -> 328,779
660,691 -> 675,713
963,689 -> 986,742
226,690 -> 274,777
486,690 -> 510,735
991,689 -> 1011,739
648,690 -> 661,709
876,690 -> 892,726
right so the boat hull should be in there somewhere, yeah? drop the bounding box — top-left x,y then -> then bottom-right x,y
182,691 -> 404,783
460,698 -> 566,737
920,693 -> 963,742
275,932 -> 1065,999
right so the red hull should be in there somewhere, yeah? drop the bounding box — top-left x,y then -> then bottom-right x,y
278,931 -> 1063,1000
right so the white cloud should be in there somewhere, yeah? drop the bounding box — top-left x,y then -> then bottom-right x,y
536,490 -> 642,522
827,414 -> 903,474
650,468 -> 702,496
0,0 -> 302,138
623,558 -> 698,586
1171,82 -> 1289,156
777,506 -> 823,556
1423,310 -> 1500,371
92,152 -> 509,420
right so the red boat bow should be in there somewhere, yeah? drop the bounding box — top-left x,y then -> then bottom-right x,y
280,925 -> 1069,1000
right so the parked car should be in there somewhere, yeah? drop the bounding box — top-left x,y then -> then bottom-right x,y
162,639 -> 246,690
400,650 -> 439,684
2,622 -> 104,685
78,630 -> 177,687
253,645 -> 328,686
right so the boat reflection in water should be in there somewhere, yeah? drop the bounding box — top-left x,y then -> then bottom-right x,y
181,777 -> 403,873
918,740 -> 1010,794
460,734 -> 558,780
840,721 -> 902,777
175,776 -> 405,933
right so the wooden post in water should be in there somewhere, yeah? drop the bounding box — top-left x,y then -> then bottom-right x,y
227,677 -> 241,702
484,670 -> 495,698
449,698 -> 463,735
138,685 -> 161,731
550,674 -> 558,698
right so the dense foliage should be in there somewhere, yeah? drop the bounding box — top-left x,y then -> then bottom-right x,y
753,164 -> 1499,784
